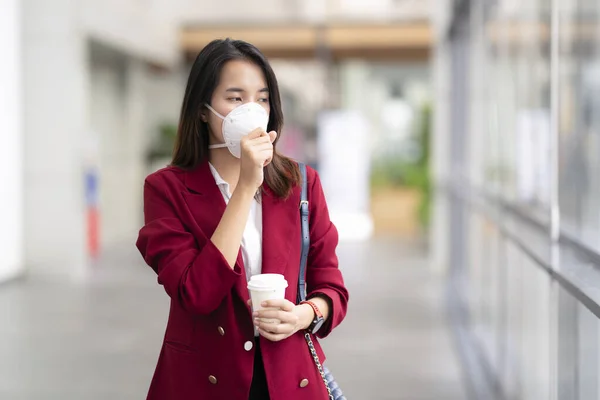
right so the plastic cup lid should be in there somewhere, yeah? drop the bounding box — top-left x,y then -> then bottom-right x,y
247,274 -> 288,290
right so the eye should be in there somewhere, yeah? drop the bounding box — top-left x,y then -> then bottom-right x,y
258,98 -> 269,103
228,97 -> 242,102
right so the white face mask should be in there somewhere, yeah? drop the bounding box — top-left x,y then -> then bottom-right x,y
206,102 -> 269,158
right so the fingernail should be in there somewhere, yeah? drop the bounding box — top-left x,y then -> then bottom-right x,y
261,301 -> 267,307
252,312 -> 258,317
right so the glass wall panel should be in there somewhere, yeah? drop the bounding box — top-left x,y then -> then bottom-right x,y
558,0 -> 600,249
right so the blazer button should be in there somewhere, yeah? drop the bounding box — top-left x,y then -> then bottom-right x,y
217,326 -> 225,336
244,341 -> 254,351
299,378 -> 309,388
208,375 -> 218,385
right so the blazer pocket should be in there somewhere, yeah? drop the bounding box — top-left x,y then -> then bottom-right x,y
164,340 -> 198,354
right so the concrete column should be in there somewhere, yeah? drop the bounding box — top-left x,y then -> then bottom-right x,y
99,57 -> 148,247
124,59 -> 148,235
430,39 -> 451,275
0,0 -> 24,282
23,0 -> 88,279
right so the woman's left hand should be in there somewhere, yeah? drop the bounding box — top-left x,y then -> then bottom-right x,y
253,299 -> 309,342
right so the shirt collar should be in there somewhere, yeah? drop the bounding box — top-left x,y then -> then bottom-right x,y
208,162 -> 230,190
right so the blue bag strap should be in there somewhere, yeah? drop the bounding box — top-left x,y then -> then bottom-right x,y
297,163 -> 309,304
298,163 -> 347,400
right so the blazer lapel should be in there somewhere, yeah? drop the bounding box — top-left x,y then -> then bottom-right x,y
261,185 -> 298,277
183,162 -> 249,306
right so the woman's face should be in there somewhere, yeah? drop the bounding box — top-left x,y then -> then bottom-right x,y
204,60 -> 270,145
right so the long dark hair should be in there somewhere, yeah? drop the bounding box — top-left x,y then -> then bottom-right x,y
172,38 -> 300,199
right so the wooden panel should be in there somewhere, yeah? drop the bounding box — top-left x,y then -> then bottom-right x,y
486,20 -> 599,46
486,21 -> 551,45
180,22 -> 432,60
331,47 -> 430,61
326,24 -> 433,49
180,26 -> 318,53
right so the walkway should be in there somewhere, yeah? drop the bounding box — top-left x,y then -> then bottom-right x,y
0,237 -> 466,399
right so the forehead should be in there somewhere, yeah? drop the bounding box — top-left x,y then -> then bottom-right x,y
217,60 -> 267,89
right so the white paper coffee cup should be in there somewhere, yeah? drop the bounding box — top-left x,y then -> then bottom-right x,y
247,274 -> 288,324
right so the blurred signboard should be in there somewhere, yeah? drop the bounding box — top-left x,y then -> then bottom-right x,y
317,110 -> 373,241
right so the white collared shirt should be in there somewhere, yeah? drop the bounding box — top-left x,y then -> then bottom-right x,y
208,163 -> 263,282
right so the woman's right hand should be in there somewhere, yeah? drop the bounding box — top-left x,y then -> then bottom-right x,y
238,128 -> 278,191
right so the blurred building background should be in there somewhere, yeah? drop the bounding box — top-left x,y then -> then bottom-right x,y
1,0 -> 434,281
2,0 -> 600,398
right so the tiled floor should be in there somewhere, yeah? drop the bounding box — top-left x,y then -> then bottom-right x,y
0,237 -> 466,399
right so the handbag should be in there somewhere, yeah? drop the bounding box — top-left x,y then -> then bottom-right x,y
297,162 -> 347,400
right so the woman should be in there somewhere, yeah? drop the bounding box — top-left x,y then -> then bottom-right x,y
136,38 -> 349,400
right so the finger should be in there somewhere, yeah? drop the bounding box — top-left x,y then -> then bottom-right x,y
260,299 -> 293,311
246,127 -> 268,139
241,140 -> 271,157
247,135 -> 273,146
245,143 -> 272,157
261,299 -> 295,312
247,299 -> 252,307
248,147 -> 274,164
258,328 -> 286,342
254,310 -> 296,324
255,319 -> 282,334
252,143 -> 274,153
255,320 -> 295,336
249,153 -> 273,168
253,310 -> 283,320
262,146 -> 275,158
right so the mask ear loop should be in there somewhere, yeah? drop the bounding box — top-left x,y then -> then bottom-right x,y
204,104 -> 229,149
204,103 -> 226,120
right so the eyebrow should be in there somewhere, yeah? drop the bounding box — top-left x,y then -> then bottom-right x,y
225,87 -> 269,93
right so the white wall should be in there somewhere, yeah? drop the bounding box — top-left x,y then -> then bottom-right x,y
23,0 -> 88,279
89,43 -> 175,250
124,59 -> 152,236
432,0 -> 453,38
177,0 -> 430,23
18,0 -> 184,279
90,50 -> 129,248
80,0 -> 187,250
82,0 -> 180,67
177,0 -> 293,23
80,0 -> 186,251
332,0 -> 431,20
0,0 -> 24,282
144,66 -> 187,152
87,46 -> 188,252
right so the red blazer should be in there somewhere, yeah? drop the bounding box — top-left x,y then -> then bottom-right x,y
136,161 -> 349,400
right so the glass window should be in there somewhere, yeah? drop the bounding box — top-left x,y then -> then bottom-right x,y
557,285 -> 600,400
558,0 -> 600,249
472,0 -> 552,223
453,0 -> 600,398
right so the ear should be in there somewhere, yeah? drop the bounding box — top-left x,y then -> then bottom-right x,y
200,108 -> 208,123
